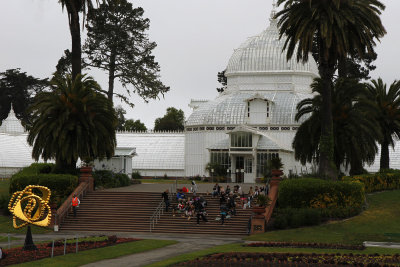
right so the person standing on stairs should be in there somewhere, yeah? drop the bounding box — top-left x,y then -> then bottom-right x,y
195,198 -> 208,225
72,194 -> 80,217
162,189 -> 170,212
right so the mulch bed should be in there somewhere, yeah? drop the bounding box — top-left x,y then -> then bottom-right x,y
173,252 -> 400,266
245,242 -> 365,250
0,235 -> 140,266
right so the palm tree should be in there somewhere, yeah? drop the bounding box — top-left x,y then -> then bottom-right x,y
59,0 -> 103,79
27,74 -> 117,173
365,78 -> 400,170
276,0 -> 386,179
293,78 -> 381,175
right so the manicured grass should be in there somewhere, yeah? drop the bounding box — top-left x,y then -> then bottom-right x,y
0,215 -> 51,234
147,190 -> 400,267
144,243 -> 400,267
12,239 -> 177,267
246,190 -> 400,244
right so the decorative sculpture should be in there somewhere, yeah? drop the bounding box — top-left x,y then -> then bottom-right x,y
8,185 -> 52,250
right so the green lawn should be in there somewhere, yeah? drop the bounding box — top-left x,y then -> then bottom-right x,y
247,190 -> 400,244
12,239 -> 177,267
147,190 -> 400,267
144,243 -> 400,267
0,215 -> 51,234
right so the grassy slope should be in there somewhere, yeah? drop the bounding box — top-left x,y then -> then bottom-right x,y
147,190 -> 400,267
247,190 -> 400,244
12,239 -> 177,267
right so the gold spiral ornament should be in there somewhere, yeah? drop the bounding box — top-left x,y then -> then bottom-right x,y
8,185 -> 52,229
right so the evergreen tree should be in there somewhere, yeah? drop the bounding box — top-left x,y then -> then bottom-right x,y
84,0 -> 169,104
154,107 -> 184,131
365,78 -> 400,170
28,74 -> 117,173
0,69 -> 48,127
293,78 -> 381,175
59,0 -> 103,79
276,0 -> 386,179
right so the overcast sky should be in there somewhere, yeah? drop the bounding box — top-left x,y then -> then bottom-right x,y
1,0 -> 399,129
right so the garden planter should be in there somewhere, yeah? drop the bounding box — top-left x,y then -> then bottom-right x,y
271,169 -> 283,178
252,206 -> 266,215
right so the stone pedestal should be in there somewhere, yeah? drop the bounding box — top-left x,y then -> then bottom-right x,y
251,215 -> 266,234
79,166 -> 94,191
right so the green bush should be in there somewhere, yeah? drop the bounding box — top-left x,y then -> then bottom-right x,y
342,172 -> 400,193
9,166 -> 78,207
273,214 -> 288,229
93,170 -> 131,189
115,173 -> 130,187
0,194 -> 11,215
273,208 -> 321,229
278,178 -> 364,210
131,171 -> 142,179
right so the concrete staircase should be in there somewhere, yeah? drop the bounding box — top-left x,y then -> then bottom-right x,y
152,193 -> 252,235
59,191 -> 253,235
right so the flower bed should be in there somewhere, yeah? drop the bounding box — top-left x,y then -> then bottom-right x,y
173,252 -> 400,266
0,235 -> 140,266
244,242 -> 365,250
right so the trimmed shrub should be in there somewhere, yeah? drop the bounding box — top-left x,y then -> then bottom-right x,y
115,173 -> 130,187
131,171 -> 142,179
10,166 -> 78,207
272,208 -> 321,229
93,170 -> 131,189
278,178 -> 364,210
342,172 -> 400,193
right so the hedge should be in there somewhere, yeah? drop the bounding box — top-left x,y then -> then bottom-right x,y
9,164 -> 78,207
278,178 -> 365,210
92,170 -> 130,189
272,208 -> 322,229
342,172 -> 400,193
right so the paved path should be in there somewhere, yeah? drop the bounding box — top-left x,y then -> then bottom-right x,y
81,233 -> 242,267
0,231 -> 243,267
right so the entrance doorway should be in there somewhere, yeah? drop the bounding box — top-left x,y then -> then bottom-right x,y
235,156 -> 244,183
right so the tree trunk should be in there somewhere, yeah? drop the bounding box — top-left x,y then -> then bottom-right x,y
318,61 -> 337,180
66,2 -> 82,80
108,50 -> 116,101
55,157 -> 77,175
380,140 -> 390,170
338,57 -> 347,79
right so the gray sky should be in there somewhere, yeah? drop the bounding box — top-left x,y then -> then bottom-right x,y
1,0 -> 399,129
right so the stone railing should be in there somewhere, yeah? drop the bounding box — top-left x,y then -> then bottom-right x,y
53,167 -> 94,231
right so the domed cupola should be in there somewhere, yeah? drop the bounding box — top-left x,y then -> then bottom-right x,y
186,3 -> 317,127
224,4 -> 318,93
0,105 -> 26,135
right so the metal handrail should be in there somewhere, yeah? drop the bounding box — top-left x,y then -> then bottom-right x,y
149,184 -> 176,232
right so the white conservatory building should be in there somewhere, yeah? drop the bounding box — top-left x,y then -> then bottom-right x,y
184,14 -> 318,182
1,10 -> 399,180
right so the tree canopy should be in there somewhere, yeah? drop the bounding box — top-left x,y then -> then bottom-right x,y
293,78 -> 381,175
154,107 -> 185,131
276,0 -> 386,179
28,74 -> 117,173
0,69 -> 48,128
83,0 -> 169,104
115,105 -> 147,131
365,78 -> 400,170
